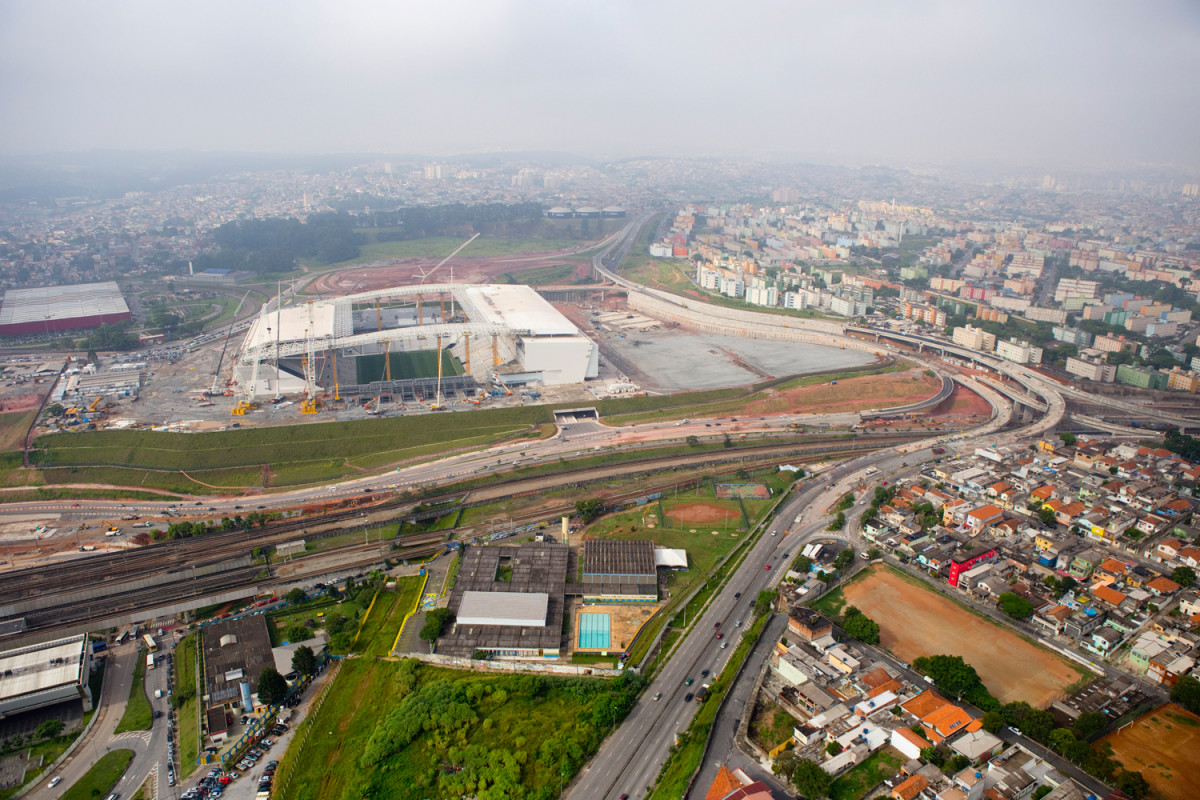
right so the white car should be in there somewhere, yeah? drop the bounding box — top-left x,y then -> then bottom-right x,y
48,777 -> 62,788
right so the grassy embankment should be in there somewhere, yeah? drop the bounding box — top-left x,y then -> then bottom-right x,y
25,405 -> 553,493
113,654 -> 153,733
175,633 -> 200,779
59,749 -> 134,800
271,589 -> 643,800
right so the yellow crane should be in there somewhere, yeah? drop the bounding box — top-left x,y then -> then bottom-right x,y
88,396 -> 103,413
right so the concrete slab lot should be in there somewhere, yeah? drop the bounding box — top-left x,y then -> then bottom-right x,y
605,329 -> 874,391
840,567 -> 1082,707
1099,704 -> 1200,800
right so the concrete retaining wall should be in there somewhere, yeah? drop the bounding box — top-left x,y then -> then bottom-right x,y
404,651 -> 623,677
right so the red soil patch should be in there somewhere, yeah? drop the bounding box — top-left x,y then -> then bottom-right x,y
741,370 -> 941,416
0,392 -> 44,412
1099,704 -> 1200,800
671,501 -> 737,524
930,385 -> 992,416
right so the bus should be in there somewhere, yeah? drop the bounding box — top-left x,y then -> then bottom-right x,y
115,631 -> 130,646
147,653 -> 156,670
143,634 -> 157,653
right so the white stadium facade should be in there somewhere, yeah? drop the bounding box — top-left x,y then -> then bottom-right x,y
232,283 -> 598,401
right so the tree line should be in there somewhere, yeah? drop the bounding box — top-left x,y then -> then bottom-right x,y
193,212 -> 364,274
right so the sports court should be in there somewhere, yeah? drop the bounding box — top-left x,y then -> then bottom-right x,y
577,612 -> 612,650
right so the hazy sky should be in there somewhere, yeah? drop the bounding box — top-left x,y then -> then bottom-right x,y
2,0 -> 1198,169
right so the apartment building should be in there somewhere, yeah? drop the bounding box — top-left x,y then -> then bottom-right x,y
952,325 -> 997,352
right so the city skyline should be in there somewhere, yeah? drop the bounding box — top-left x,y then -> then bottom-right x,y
1,0 -> 1199,170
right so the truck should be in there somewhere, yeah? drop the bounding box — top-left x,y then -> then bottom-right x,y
694,684 -> 710,703
932,447 -> 946,455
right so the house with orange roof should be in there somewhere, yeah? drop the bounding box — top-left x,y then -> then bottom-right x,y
920,702 -> 974,743
965,504 -> 1005,532
1030,485 -> 1054,502
890,726 -> 928,760
1091,584 -> 1128,609
706,765 -> 744,800
1095,558 -> 1128,583
891,773 -> 928,800
900,689 -> 949,720
1156,538 -> 1184,560
1177,546 -> 1200,568
1148,575 -> 1182,596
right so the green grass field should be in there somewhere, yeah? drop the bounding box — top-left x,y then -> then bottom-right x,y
32,406 -> 550,479
350,576 -> 423,657
175,633 -> 200,778
114,654 -> 153,733
829,747 -> 906,800
353,350 -> 464,384
272,658 -> 641,800
60,749 -> 134,800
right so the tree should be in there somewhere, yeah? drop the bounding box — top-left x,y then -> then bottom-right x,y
285,587 -> 308,605
1032,786 -> 1053,800
1172,566 -> 1196,587
419,608 -> 455,651
257,667 -> 288,707
1048,728 -> 1077,755
291,644 -> 317,676
1058,432 -> 1076,447
772,750 -> 800,779
575,498 -> 604,523
754,591 -> 775,618
34,719 -> 64,740
1171,674 -> 1200,714
1071,711 -> 1108,741
1038,506 -> 1058,526
792,554 -> 813,573
825,741 -> 842,756
920,746 -> 945,767
285,624 -> 310,643
833,549 -> 855,570
45,403 -> 64,416
997,593 -> 1035,620
946,754 -> 969,774
827,511 -> 846,532
1113,770 -> 1151,799
981,710 -> 1005,734
842,608 -> 881,645
686,435 -> 700,447
791,758 -> 833,799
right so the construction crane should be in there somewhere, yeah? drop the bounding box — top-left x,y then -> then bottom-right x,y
210,291 -> 251,396
88,396 -> 103,413
415,233 -> 480,328
430,335 -> 446,410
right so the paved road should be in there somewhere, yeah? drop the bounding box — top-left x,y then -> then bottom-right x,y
37,639 -> 172,800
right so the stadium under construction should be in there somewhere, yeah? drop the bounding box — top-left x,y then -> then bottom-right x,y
230,283 -> 599,408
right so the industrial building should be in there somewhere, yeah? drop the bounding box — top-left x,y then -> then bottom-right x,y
439,543 -> 568,659
200,615 -> 276,711
0,282 -> 131,337
581,540 -> 659,603
231,283 -> 599,402
0,634 -> 92,718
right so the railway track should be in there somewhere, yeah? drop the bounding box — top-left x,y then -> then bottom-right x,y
0,431 -> 931,639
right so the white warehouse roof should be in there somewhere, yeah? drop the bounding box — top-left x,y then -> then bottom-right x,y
458,591 -> 548,627
654,548 -> 688,568
0,281 -> 129,326
0,634 -> 88,705
463,285 -> 580,336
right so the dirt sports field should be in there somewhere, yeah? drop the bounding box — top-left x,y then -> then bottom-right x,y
669,501 -> 739,524
741,368 -> 940,416
310,251 -> 592,295
840,567 -> 1082,707
1099,704 -> 1200,800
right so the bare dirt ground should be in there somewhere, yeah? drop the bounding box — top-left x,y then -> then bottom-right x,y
930,385 -> 993,417
840,567 -> 1082,707
1099,704 -> 1200,800
741,369 -> 941,416
309,252 -> 591,295
670,501 -> 737,524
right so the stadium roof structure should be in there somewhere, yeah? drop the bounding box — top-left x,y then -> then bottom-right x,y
0,282 -> 130,336
234,282 -> 597,399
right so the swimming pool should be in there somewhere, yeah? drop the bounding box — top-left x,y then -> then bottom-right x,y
578,612 -> 612,649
